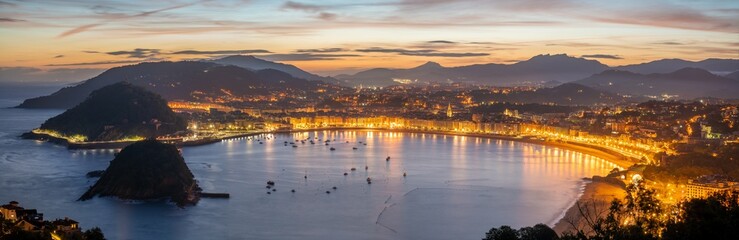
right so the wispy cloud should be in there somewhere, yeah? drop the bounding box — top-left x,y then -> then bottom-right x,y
583,7 -> 739,33
318,12 -> 337,21
356,47 -> 434,54
172,49 -> 271,55
45,60 -> 142,67
281,1 -> 338,21
296,48 -> 346,53
57,23 -> 104,38
54,55 -> 64,58
390,0 -> 738,33
427,40 -> 456,44
653,41 -> 685,45
57,1 -> 208,38
0,17 -> 24,22
0,1 -> 16,7
2,0 -> 737,70
0,67 -> 104,84
400,52 -> 489,57
135,2 -> 203,17
581,54 -> 622,59
258,53 -> 360,61
356,47 -> 488,57
282,1 -> 323,12
546,42 -> 608,48
670,46 -> 739,55
107,48 -> 160,58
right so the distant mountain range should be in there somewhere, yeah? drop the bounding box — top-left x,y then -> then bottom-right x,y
615,59 -> 739,74
333,54 -> 738,99
336,54 -> 610,87
469,83 -> 633,106
574,68 -> 739,99
212,55 -> 343,85
726,71 -> 739,81
17,61 -> 340,109
336,54 -> 739,88
15,54 -> 739,109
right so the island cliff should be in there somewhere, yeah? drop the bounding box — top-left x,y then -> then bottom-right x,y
79,139 -> 201,207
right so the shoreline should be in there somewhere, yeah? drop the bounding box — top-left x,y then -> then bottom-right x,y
552,181 -> 626,234
21,127 -> 638,169
276,127 -> 634,168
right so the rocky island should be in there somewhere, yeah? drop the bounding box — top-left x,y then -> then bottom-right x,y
79,139 -> 201,207
23,82 -> 187,143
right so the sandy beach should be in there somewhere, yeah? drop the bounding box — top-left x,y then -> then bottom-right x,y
552,181 -> 627,235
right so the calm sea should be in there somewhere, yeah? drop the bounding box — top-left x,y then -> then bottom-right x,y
0,91 -> 616,240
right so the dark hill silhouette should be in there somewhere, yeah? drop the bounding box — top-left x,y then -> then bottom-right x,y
725,71 -> 739,81
413,61 -> 444,70
575,68 -> 739,99
31,82 -> 186,142
454,54 -> 608,85
468,83 -> 630,105
17,61 -> 337,109
213,55 -> 343,85
341,61 -> 457,86
616,58 -> 739,74
337,55 -> 738,89
18,61 -> 213,109
79,139 -> 200,207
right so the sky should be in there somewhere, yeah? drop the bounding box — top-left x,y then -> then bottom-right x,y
0,0 -> 737,84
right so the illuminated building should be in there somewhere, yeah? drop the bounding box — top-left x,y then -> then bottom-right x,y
684,178 -> 738,199
447,103 -> 453,118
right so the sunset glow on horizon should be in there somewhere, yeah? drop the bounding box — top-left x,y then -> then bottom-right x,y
1,0 -> 737,82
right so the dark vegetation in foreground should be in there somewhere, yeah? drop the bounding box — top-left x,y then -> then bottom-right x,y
0,220 -> 105,240
484,180 -> 739,240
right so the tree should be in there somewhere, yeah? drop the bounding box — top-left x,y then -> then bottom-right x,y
83,227 -> 106,240
519,224 -> 559,240
483,225 -> 519,240
483,224 -> 558,240
485,181 -> 738,240
0,227 -> 49,240
662,192 -> 739,240
565,179 -> 663,240
621,180 -> 664,236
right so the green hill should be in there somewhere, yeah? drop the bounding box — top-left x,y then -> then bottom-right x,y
35,82 -> 186,142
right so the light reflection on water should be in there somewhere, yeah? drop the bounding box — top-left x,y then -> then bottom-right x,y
0,109 -> 617,240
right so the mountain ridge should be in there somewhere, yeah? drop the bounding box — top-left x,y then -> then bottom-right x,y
17,61 -> 341,109
15,55 -> 739,109
575,67 -> 739,99
213,55 -> 343,85
337,54 -> 612,87
616,58 -> 739,74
